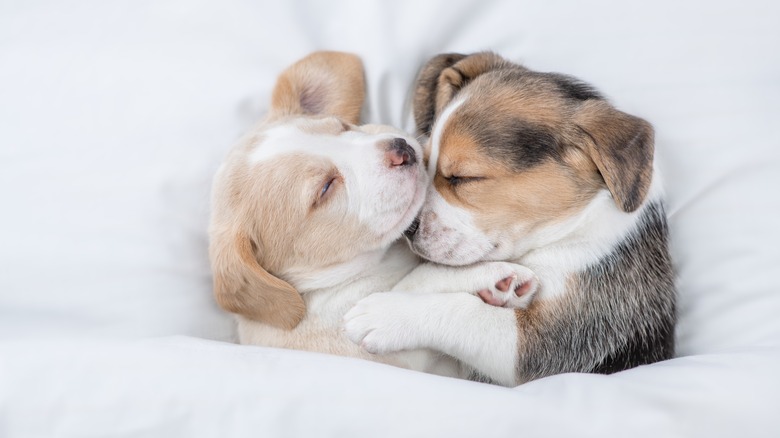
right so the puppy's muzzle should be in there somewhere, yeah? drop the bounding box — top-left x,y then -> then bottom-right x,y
385,138 -> 417,167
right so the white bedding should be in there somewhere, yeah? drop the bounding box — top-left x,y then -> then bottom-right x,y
1,0 -> 779,436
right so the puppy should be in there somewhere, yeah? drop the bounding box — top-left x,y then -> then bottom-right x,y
344,52 -> 676,386
208,51 -> 538,377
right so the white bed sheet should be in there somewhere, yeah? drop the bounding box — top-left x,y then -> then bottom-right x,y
1,0 -> 779,436
2,337 -> 779,437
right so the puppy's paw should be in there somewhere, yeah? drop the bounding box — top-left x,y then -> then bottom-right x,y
343,292 -> 422,355
474,262 -> 539,309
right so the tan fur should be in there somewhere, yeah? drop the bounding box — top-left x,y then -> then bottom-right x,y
423,51 -> 653,241
238,315 -> 404,367
432,92 -> 603,237
433,53 -> 510,115
574,100 -> 655,212
270,51 -> 365,124
209,52 -> 371,330
450,74 -> 568,128
404,52 -> 672,383
437,163 -> 600,234
209,231 -> 304,329
214,151 -> 373,275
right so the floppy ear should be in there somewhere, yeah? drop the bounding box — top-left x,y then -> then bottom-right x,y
575,100 -> 655,213
269,51 -> 365,124
209,229 -> 305,330
413,51 -> 512,136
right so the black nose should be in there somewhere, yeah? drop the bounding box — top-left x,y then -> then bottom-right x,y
386,138 -> 417,167
404,217 -> 420,240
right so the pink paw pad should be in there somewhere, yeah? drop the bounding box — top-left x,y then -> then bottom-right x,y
494,275 -> 515,293
477,274 -> 536,308
513,278 -> 534,296
477,289 -> 505,306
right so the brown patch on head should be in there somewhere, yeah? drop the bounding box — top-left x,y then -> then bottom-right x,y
430,70 -> 604,233
434,127 -> 602,233
413,52 -> 516,137
413,51 -> 655,241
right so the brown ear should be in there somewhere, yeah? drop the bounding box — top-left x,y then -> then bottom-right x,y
413,51 -> 513,136
269,51 -> 365,124
209,230 -> 305,330
575,100 -> 655,212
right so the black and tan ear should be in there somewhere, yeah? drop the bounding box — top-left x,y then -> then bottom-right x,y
412,53 -> 466,136
209,230 -> 305,330
413,51 -> 513,136
269,51 -> 365,124
575,100 -> 655,213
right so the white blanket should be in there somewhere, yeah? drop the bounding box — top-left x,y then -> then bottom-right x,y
1,0 -> 779,436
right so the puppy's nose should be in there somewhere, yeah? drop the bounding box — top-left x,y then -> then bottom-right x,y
386,138 -> 417,167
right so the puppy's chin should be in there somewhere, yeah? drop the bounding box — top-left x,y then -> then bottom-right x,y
405,230 -> 495,266
408,241 -> 488,266
376,173 -> 428,248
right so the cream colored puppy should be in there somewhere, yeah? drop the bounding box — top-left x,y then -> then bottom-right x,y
208,52 -> 537,377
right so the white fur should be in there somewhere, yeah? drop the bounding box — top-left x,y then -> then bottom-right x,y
344,291 -> 520,386
239,116 -> 535,381
343,260 -> 535,385
414,176 -> 663,302
410,183 -> 495,265
341,90 -> 667,385
427,97 -> 466,177
517,174 -> 664,300
416,119 -> 665,300
342,171 -> 664,386
249,120 -> 428,240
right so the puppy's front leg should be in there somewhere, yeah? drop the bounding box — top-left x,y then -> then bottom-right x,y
393,261 -> 538,309
344,292 -> 520,386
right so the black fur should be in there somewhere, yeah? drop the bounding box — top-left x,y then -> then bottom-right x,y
454,111 -> 562,169
502,121 -> 561,168
516,202 -> 676,381
411,52 -> 674,384
588,202 -> 676,373
548,73 -> 604,101
413,53 -> 466,136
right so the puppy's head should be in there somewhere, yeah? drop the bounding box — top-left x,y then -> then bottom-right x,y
210,52 -> 426,329
407,52 -> 654,265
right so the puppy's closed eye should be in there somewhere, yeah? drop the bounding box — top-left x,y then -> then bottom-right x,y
444,175 -> 485,187
321,177 -> 335,196
313,174 -> 341,207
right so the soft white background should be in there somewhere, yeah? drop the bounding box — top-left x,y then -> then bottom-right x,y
1,0 -> 779,437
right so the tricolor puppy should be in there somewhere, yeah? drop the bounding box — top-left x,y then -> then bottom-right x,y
209,51 -> 538,376
344,52 -> 676,386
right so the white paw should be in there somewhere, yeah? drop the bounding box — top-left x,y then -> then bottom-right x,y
472,262 -> 539,309
343,292 -> 422,354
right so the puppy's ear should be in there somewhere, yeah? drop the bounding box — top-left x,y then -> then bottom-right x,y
269,51 -> 365,124
209,230 -> 305,330
413,52 -> 512,136
575,100 -> 655,213
413,53 -> 466,136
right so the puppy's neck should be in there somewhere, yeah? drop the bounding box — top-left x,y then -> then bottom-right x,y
515,176 -> 664,299
284,240 -> 417,294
